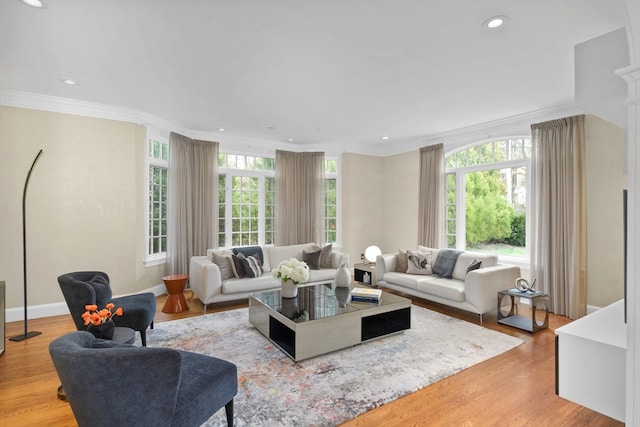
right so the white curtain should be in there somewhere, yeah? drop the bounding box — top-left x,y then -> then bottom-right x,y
275,150 -> 325,245
530,115 -> 586,319
418,144 -> 445,248
166,132 -> 219,275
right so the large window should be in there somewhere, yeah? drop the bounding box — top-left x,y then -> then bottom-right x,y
148,138 -> 169,259
445,138 -> 530,258
218,154 -> 338,248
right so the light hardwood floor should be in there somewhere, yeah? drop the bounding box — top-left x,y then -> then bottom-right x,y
1,291 -> 622,426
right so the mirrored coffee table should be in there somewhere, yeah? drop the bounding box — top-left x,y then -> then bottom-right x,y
249,282 -> 411,361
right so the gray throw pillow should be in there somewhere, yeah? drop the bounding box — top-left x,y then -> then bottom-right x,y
432,249 -> 463,278
396,249 -> 408,273
319,244 -> 333,269
303,249 -> 321,270
211,251 -> 234,281
466,258 -> 482,276
231,254 -> 247,278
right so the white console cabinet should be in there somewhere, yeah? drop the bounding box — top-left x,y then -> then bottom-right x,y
555,299 -> 626,422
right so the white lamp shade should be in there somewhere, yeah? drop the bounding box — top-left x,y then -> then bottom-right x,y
364,246 -> 381,263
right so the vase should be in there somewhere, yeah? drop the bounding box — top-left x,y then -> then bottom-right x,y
281,279 -> 298,298
335,262 -> 351,288
88,321 -> 115,340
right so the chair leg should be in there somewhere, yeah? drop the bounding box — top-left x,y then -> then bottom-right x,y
225,399 -> 234,427
150,321 -> 154,329
140,329 -> 147,347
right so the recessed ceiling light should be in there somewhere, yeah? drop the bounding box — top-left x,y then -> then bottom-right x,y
288,138 -> 294,142
61,79 -> 77,85
21,0 -> 46,8
382,136 -> 389,141
484,15 -> 508,29
218,128 -> 225,132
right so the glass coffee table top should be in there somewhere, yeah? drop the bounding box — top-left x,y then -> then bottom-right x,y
251,282 -> 406,323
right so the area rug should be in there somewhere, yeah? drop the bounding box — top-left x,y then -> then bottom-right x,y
144,306 -> 522,426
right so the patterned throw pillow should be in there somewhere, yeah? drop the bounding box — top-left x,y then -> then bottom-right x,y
406,250 -> 433,275
237,253 -> 263,278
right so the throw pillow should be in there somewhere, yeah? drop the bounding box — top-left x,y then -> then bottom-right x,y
211,250 -> 234,281
432,249 -> 463,278
236,253 -> 263,278
396,249 -> 408,273
319,243 -> 333,269
232,246 -> 264,266
303,249 -> 321,270
466,258 -> 482,276
406,250 -> 433,275
231,254 -> 247,278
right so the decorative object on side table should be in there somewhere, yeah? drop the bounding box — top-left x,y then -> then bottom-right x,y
82,303 -> 123,340
272,258 -> 310,298
335,262 -> 351,287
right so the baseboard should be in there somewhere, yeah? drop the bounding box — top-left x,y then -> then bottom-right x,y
6,284 -> 167,323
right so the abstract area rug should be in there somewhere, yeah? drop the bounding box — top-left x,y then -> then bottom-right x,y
144,306 -> 522,426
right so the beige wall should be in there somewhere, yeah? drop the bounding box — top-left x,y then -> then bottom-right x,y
585,114 -> 626,307
340,150 -> 420,263
0,106 -> 165,310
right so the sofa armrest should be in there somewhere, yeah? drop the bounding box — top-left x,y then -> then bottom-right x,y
330,251 -> 350,269
376,253 -> 398,282
189,256 -> 223,304
464,264 -> 521,314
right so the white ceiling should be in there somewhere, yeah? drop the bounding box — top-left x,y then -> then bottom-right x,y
0,0 -> 630,153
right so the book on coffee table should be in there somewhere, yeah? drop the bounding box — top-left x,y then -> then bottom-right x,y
351,287 -> 382,302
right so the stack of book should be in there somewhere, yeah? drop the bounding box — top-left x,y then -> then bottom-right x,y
350,287 -> 382,303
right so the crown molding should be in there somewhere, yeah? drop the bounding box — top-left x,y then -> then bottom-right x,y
1,89 -> 584,158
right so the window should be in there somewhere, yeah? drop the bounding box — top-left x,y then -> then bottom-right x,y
218,154 -> 339,248
324,160 -> 338,244
445,138 -> 530,258
148,138 -> 169,259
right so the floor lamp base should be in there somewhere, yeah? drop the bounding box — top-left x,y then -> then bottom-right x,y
9,331 -> 42,341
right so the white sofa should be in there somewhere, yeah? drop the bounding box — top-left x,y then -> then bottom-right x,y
189,243 -> 349,313
376,246 -> 521,324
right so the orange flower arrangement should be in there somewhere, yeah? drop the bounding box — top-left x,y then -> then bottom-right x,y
82,303 -> 123,326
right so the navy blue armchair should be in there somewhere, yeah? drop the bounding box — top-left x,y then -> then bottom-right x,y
58,271 -> 155,346
49,331 -> 238,427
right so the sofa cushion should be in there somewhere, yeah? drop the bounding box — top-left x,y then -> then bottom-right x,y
265,243 -> 314,269
416,277 -> 465,302
307,268 -> 337,283
313,243 -> 333,269
396,249 -> 408,273
302,249 -> 321,270
221,274 -> 279,294
381,272 -> 419,290
432,249 -> 463,278
406,250 -> 433,275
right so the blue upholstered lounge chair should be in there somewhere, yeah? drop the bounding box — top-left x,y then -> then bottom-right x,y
58,271 -> 156,346
49,331 -> 238,427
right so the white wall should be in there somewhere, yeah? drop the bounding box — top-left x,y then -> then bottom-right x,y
585,114 -> 627,308
0,106 -> 165,312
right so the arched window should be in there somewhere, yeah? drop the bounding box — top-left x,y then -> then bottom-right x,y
445,137 -> 530,260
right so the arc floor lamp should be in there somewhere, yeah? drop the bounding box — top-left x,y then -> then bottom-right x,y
9,149 -> 43,341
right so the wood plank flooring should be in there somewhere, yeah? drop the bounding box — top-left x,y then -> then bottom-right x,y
0,291 -> 622,426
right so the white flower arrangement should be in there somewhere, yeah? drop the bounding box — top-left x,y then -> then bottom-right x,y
272,258 -> 310,285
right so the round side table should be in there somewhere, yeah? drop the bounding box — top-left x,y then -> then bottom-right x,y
162,274 -> 190,313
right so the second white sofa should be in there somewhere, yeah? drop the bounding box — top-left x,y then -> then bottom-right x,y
189,243 -> 349,312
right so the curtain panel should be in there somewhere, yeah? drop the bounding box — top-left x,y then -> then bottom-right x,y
530,115 -> 586,319
166,132 -> 219,275
275,150 -> 325,246
418,144 -> 445,248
